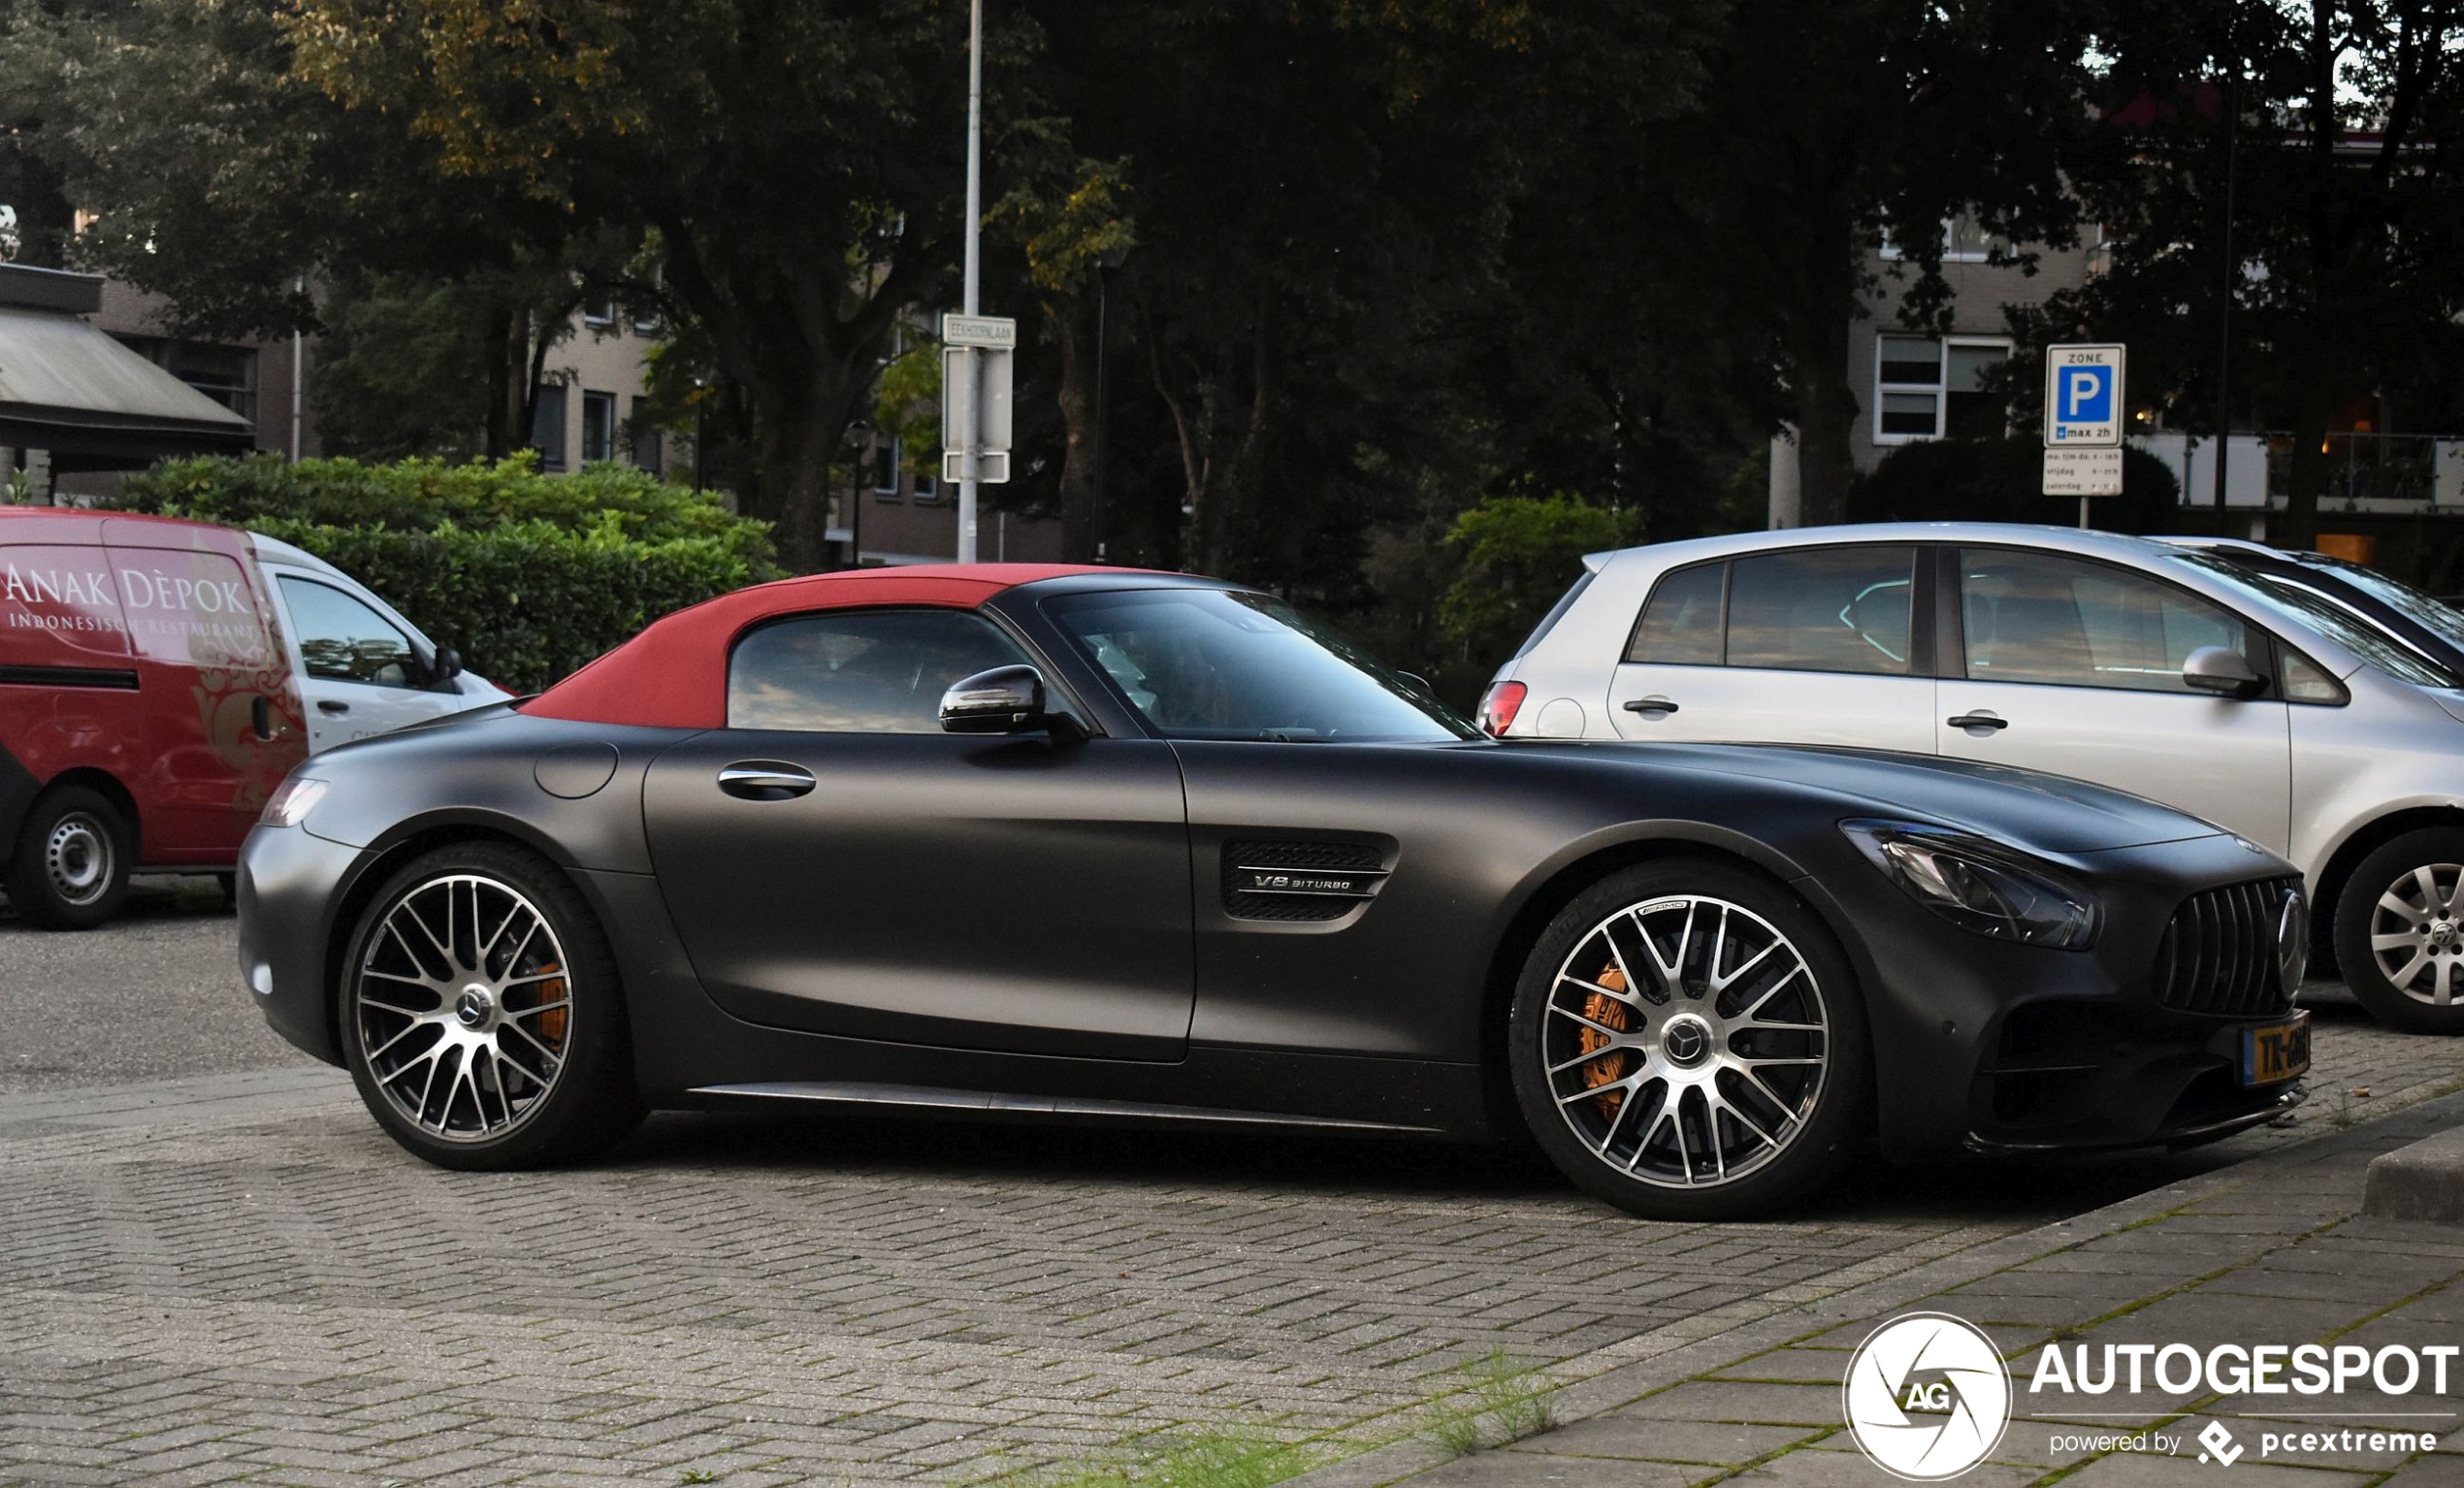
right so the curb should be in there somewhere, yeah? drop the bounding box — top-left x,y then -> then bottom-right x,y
2362,1120 -> 2464,1222
1285,1087 -> 2464,1488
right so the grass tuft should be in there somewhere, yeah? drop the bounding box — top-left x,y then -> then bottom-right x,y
1029,1433 -> 1314,1488
1415,1348 -> 1561,1459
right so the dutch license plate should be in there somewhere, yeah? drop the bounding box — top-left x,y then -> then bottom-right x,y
2241,1010 -> 2312,1087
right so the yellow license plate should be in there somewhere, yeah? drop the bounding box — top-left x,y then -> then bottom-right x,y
2241,1011 -> 2312,1087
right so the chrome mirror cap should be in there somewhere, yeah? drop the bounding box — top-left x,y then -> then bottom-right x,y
940,664 -> 1049,734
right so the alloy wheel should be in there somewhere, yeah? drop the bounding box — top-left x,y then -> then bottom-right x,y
43,812 -> 114,908
1541,893 -> 1829,1188
2368,861 -> 2464,1007
353,873 -> 573,1142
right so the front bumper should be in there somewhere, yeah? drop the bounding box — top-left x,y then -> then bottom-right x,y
1804,827 -> 2311,1160
236,822 -> 363,1066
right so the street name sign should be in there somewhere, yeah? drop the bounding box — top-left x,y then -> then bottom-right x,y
2044,343 -> 2124,446
941,313 -> 1018,349
2042,446 -> 2124,497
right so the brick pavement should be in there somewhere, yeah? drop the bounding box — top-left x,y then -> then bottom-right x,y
0,987 -> 2457,1487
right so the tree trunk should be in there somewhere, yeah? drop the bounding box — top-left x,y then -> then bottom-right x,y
483,303 -> 520,459
2282,378 -> 2332,551
1046,295 -> 1097,563
741,364 -> 868,573
1789,208 -> 1860,528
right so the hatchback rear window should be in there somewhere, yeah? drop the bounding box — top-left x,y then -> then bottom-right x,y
1625,562 -> 1725,664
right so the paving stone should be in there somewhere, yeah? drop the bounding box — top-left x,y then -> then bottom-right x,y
1498,1415 -> 1821,1466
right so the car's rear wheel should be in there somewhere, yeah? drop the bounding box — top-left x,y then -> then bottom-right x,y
1508,859 -> 1871,1219
2335,828 -> 2464,1034
6,784 -> 132,930
340,842 -> 642,1168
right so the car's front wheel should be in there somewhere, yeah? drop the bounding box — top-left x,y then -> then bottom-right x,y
340,842 -> 642,1168
1508,859 -> 1871,1219
2335,828 -> 2464,1035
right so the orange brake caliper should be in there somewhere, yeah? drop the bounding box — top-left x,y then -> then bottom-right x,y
1579,963 -> 1631,1116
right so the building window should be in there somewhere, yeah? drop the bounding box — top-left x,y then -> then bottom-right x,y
113,336 -> 258,422
873,437 -> 902,501
629,396 -> 661,474
530,384 -> 568,470
582,295 -> 616,328
632,309 -> 661,337
581,390 -> 616,464
1878,211 -> 2011,264
1873,335 -> 2012,444
913,463 -> 938,503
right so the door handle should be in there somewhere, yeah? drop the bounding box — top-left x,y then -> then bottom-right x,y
1622,696 -> 1681,715
251,695 -> 273,741
718,762 -> 817,800
1947,712 -> 2008,731
317,699 -> 350,715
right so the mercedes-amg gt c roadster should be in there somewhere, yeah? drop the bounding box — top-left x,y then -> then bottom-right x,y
239,565 -> 2312,1218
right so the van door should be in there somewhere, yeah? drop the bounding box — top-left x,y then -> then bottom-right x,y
264,568 -> 465,751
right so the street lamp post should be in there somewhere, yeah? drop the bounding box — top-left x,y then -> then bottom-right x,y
956,0 -> 984,563
1091,244 -> 1127,564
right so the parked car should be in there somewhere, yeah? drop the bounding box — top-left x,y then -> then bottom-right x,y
1485,521 -> 2464,1034
1,507 -> 505,928
240,563 -> 2309,1219
2158,536 -> 2464,680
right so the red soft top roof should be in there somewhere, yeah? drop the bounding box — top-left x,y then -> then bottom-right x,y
522,563 -> 1144,728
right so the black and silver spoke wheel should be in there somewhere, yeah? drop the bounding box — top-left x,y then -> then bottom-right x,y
2337,829 -> 2464,1034
340,843 -> 641,1168
1542,894 -> 1827,1188
1511,860 -> 1869,1219
354,873 -> 573,1141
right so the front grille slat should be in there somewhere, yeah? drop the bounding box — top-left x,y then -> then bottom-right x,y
2154,877 -> 2300,1018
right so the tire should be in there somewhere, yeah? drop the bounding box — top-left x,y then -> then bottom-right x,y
339,841 -> 643,1168
1508,858 -> 1872,1220
2333,828 -> 2464,1035
6,785 -> 132,930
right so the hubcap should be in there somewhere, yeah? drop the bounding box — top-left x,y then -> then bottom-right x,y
43,812 -> 113,907
2369,862 -> 2464,1008
353,874 -> 572,1142
1541,894 -> 1829,1190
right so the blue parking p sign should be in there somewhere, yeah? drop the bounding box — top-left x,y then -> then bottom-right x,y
2044,343 -> 2124,447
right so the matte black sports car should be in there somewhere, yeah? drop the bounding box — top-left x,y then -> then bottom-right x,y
239,565 -> 2313,1219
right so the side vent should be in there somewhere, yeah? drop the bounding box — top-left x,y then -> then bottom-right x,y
1221,840 -> 1390,922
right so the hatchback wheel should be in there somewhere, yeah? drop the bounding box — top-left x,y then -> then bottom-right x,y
1508,859 -> 1871,1219
2336,828 -> 2464,1034
340,842 -> 642,1168
6,785 -> 132,930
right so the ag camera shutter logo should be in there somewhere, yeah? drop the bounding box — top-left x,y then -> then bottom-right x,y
1843,1312 -> 2013,1479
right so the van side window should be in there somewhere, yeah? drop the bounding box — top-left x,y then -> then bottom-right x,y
1625,562 -> 1726,664
1725,547 -> 1916,675
279,576 -> 422,688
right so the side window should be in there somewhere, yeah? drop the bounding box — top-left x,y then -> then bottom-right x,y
1625,562 -> 1726,664
278,576 -> 420,687
728,608 -> 1031,732
1959,549 -> 2255,693
1724,547 -> 1916,676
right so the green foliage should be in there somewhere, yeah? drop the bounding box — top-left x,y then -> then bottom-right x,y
1438,496 -> 1639,669
874,341 -> 946,474
106,455 -> 781,692
1415,1349 -> 1561,1459
1848,437 -> 2181,534
1025,1435 -> 1313,1488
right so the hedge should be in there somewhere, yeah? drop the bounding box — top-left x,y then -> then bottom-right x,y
1848,437 -> 2182,533
107,455 -> 783,693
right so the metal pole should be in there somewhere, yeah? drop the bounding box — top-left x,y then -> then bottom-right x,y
956,0 -> 984,563
2213,68 -> 2238,513
1092,263 -> 1111,563
290,276 -> 306,462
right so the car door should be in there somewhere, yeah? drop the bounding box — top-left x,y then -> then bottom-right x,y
1936,545 -> 2292,853
267,571 -> 463,750
1605,544 -> 1937,753
640,605 -> 1194,1061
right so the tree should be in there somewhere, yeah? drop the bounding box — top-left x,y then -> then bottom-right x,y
2021,1 -> 2464,547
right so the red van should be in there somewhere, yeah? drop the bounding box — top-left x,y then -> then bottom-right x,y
1,508 -> 308,927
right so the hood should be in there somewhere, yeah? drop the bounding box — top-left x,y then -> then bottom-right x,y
1518,741 -> 2226,855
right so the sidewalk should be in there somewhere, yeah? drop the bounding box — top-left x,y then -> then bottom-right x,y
1316,1092 -> 2464,1488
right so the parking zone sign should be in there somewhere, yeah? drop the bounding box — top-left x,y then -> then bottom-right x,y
2044,344 -> 2124,446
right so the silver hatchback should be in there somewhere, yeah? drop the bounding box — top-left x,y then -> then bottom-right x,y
1486,522 -> 2464,1033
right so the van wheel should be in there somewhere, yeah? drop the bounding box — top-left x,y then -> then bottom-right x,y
2335,828 -> 2464,1034
7,785 -> 132,930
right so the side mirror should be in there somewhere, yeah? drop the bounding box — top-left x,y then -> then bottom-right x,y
940,664 -> 1052,735
431,646 -> 465,687
2184,645 -> 2265,698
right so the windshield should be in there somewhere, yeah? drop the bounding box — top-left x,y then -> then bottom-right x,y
2169,552 -> 2458,688
1045,587 -> 1477,742
2284,553 -> 2464,653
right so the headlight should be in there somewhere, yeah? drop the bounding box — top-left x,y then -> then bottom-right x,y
1840,819 -> 2099,949
261,777 -> 329,828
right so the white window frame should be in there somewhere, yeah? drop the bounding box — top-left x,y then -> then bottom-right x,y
873,437 -> 902,499
581,296 -> 617,329
1877,212 -> 2004,265
1871,335 -> 2013,446
580,390 -> 617,464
